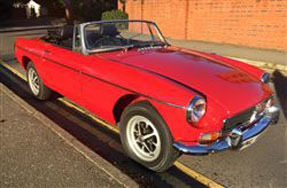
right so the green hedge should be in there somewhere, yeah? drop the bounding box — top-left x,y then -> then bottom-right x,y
101,10 -> 128,20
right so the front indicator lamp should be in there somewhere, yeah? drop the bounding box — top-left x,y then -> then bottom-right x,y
199,131 -> 222,144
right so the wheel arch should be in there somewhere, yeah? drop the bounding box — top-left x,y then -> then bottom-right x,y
112,94 -> 166,125
22,56 -> 32,70
114,95 -> 170,131
113,94 -> 140,124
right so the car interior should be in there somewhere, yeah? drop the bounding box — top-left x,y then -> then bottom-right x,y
43,25 -> 74,50
86,24 -> 123,49
44,24 -> 126,51
42,23 -> 163,53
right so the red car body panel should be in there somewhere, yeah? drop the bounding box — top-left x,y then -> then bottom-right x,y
100,47 -> 271,114
14,37 -> 273,145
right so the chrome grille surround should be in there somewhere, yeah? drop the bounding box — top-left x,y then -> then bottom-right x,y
222,98 -> 270,133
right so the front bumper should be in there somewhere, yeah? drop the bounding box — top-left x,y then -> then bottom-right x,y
174,106 -> 280,155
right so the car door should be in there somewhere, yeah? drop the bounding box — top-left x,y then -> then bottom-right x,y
78,54 -> 133,124
23,40 -> 48,83
42,45 -> 82,103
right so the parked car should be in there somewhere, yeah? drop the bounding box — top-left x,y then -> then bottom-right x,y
15,20 -> 279,172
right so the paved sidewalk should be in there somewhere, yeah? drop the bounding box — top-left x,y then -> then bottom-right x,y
0,18 -> 66,31
169,39 -> 286,65
1,21 -> 286,72
168,39 -> 287,73
0,90 -> 123,187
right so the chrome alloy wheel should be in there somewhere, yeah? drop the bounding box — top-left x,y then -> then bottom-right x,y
126,115 -> 161,162
28,68 -> 40,95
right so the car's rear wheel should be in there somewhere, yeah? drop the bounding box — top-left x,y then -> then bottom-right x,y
27,62 -> 53,100
120,101 -> 180,172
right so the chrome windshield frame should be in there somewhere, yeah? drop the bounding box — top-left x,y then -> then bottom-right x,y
78,19 -> 169,55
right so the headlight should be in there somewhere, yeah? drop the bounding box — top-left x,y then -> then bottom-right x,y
261,73 -> 270,84
186,96 -> 206,124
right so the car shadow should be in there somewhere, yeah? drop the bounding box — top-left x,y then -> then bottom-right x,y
272,70 -> 287,119
0,63 -> 207,188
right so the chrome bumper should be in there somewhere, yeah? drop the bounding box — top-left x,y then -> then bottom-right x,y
174,106 -> 280,155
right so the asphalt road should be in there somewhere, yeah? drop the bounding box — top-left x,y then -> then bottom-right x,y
0,92 -> 123,188
0,28 -> 286,187
1,54 -> 287,188
0,60 -> 207,187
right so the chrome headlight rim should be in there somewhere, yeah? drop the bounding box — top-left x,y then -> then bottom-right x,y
186,95 -> 206,124
261,73 -> 270,84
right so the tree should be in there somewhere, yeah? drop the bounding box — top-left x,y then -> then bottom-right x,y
0,0 -> 13,20
2,0 -> 117,22
62,0 -> 73,24
119,0 -> 126,13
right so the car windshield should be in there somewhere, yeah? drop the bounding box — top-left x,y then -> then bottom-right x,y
84,20 -> 167,53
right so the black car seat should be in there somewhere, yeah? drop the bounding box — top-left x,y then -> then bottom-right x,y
87,24 -> 121,48
86,32 -> 102,49
101,24 -> 120,37
60,25 -> 74,49
100,24 -> 123,46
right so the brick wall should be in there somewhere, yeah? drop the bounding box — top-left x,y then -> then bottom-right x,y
119,0 -> 287,51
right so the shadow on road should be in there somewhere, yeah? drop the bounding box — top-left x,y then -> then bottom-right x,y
0,64 -> 207,187
0,54 -> 15,62
272,70 -> 287,119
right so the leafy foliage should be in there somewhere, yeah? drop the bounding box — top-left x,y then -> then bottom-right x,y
101,9 -> 128,21
0,0 -> 117,21
0,0 -> 13,19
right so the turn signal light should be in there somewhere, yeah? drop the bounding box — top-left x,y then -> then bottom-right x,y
199,131 -> 221,144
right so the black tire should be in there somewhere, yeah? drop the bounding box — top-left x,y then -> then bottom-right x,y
26,62 -> 53,100
120,101 -> 180,172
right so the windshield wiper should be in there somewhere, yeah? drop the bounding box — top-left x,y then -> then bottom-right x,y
151,41 -> 168,47
119,44 -> 136,51
135,41 -> 167,49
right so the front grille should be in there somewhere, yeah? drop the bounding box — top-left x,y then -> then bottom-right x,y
222,98 -> 269,133
222,107 -> 256,133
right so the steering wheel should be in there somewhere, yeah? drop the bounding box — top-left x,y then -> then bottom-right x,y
90,36 -> 109,48
91,35 -> 127,48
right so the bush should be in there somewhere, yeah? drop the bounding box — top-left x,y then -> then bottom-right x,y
101,10 -> 128,20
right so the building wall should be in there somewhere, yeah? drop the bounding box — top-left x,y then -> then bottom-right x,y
119,0 -> 287,51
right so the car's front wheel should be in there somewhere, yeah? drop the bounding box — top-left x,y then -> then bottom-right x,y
120,101 -> 180,172
27,62 -> 53,100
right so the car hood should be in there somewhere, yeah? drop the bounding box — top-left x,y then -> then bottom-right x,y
99,47 -> 272,114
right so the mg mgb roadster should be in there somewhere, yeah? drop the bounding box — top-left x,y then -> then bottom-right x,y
15,20 -> 279,172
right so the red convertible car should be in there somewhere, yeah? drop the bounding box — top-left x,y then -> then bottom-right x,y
15,20 -> 279,172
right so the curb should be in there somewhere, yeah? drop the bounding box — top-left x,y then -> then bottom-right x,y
1,59 -> 226,188
227,56 -> 287,74
0,82 -> 138,188
0,59 -> 227,188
